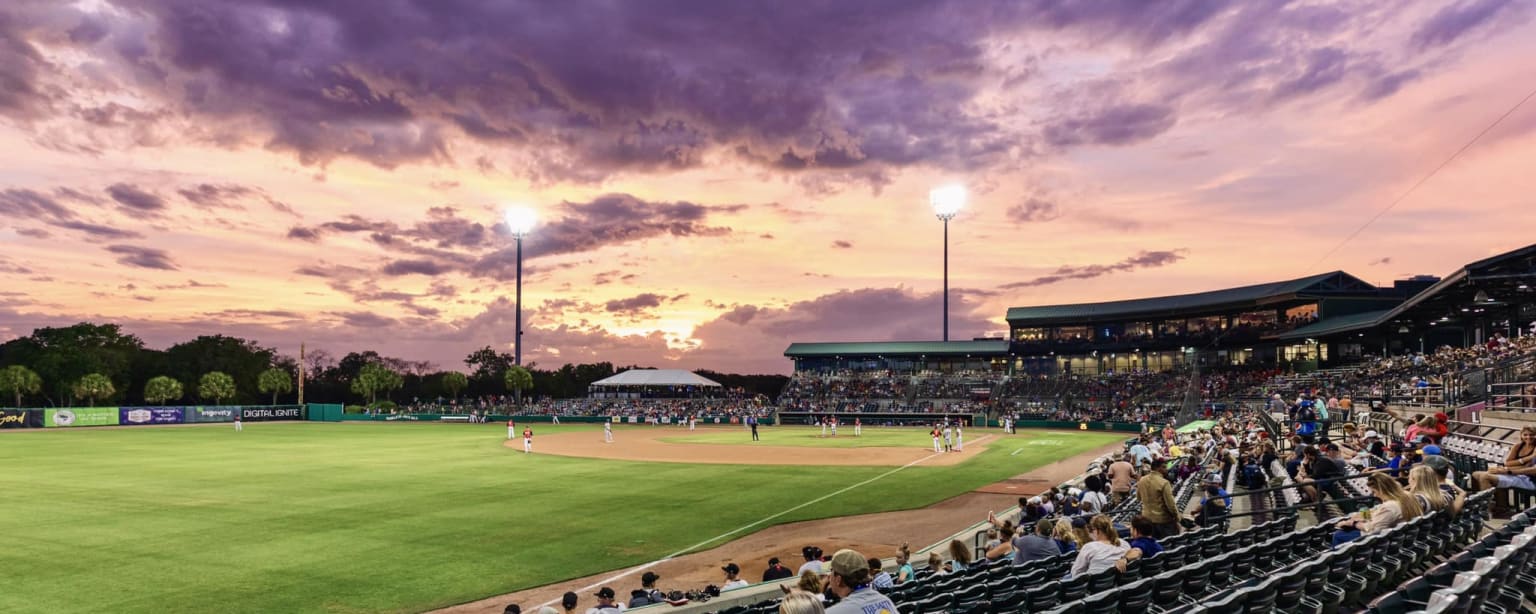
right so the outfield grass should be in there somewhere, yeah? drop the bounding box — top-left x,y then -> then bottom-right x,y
0,423 -> 1122,614
661,425 -> 1055,448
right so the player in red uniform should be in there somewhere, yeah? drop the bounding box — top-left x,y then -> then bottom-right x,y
522,427 -> 533,453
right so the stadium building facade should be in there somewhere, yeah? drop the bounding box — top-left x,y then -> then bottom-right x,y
786,243 -> 1536,375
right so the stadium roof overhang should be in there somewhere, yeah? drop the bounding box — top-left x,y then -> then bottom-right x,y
783,340 -> 1010,358
1277,243 -> 1536,340
589,369 -> 722,387
1005,271 -> 1380,327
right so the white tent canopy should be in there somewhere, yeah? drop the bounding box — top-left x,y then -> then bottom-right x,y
589,369 -> 722,388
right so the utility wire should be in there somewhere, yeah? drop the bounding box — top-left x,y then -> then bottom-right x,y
1307,84 -> 1536,272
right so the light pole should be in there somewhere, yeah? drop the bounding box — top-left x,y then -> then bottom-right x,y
505,206 -> 538,366
930,185 -> 966,342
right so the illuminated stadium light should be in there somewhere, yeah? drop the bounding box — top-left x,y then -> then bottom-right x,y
930,184 -> 966,341
505,205 -> 538,237
504,205 -> 538,368
929,184 -> 966,220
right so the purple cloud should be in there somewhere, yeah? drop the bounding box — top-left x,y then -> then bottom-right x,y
605,293 -> 667,315
0,188 -> 143,239
287,226 -> 321,242
1007,197 -> 1061,223
1044,104 -> 1178,148
1412,0 -> 1522,49
105,183 -> 166,213
999,249 -> 1186,289
105,244 -> 179,270
381,259 -> 453,276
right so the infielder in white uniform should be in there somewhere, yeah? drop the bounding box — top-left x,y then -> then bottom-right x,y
854,418 -> 862,436
830,417 -> 838,437
956,425 -> 964,452
820,416 -> 828,437
604,420 -> 614,443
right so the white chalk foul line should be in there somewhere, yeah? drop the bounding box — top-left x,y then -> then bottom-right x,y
535,443 -> 965,607
1010,448 -> 1024,456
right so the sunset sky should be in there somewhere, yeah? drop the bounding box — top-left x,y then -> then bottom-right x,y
2,1 -> 1535,374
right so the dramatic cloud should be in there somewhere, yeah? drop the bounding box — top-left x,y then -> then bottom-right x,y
105,183 -> 166,213
328,311 -> 397,329
1044,104 -> 1178,148
1412,0 -> 1522,49
1006,197 -> 1061,223
177,184 -> 255,210
0,189 -> 143,239
604,293 -> 669,315
105,245 -> 179,270
472,193 -> 738,279
381,259 -> 453,277
287,226 -> 321,242
1000,250 -> 1187,289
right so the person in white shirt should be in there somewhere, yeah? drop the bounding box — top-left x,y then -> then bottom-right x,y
720,563 -> 749,591
585,588 -> 624,614
1080,488 -> 1108,515
1070,515 -> 1130,578
797,546 -> 824,575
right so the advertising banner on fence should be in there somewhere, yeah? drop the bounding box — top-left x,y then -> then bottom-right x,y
185,406 -> 237,423
240,406 -> 303,421
0,409 -> 44,429
44,407 -> 121,427
120,407 -> 185,425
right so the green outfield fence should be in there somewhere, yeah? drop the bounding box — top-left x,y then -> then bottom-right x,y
0,405 -> 305,429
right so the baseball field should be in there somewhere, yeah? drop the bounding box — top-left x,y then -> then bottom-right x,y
1,422 -> 1125,614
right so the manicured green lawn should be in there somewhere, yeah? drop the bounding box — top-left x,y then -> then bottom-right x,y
0,423 -> 1122,614
662,425 -> 1059,448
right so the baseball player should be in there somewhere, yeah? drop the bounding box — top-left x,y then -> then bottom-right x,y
689,415 -> 696,431
931,424 -> 942,453
522,426 -> 533,453
830,416 -> 838,437
942,422 -> 953,452
820,415 -> 828,437
507,417 -> 516,440
234,413 -> 243,432
604,419 -> 614,443
854,417 -> 862,436
955,424 -> 964,452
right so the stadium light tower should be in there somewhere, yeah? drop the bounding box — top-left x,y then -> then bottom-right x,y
505,206 -> 538,366
930,185 -> 966,342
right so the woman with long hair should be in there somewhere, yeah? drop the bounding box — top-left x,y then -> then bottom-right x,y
1070,515 -> 1130,577
1407,465 -> 1449,513
947,539 -> 972,572
1332,471 -> 1423,546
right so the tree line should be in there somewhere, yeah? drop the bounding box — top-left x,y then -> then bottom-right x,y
0,322 -> 787,408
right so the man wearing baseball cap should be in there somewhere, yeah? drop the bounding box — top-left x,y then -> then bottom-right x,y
824,549 -> 898,614
720,563 -> 748,591
585,588 -> 622,614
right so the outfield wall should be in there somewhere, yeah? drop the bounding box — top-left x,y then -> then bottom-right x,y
0,405 -> 304,429
314,412 -> 777,425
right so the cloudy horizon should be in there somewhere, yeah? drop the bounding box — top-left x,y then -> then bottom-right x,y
2,0 -> 1534,374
